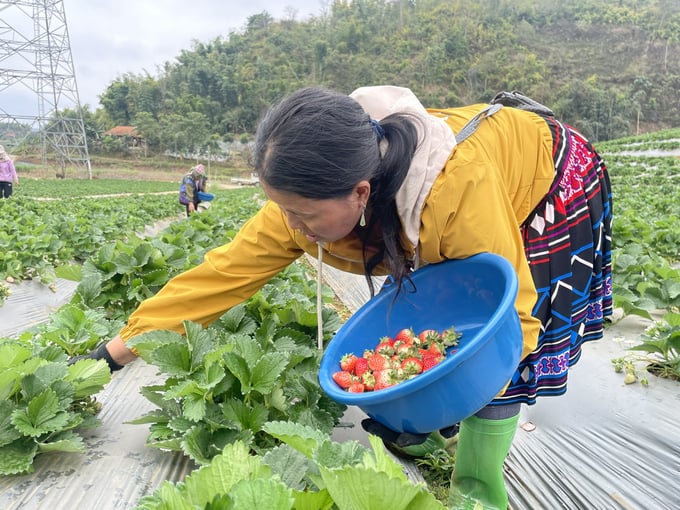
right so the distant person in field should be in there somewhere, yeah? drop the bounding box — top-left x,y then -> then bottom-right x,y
179,163 -> 208,216
0,146 -> 18,199
72,86 -> 613,510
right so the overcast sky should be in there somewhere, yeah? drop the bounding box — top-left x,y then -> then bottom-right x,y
1,0 -> 326,116
67,0 -> 327,108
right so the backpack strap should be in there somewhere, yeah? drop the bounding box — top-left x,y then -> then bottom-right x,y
490,90 -> 555,117
455,103 -> 503,144
454,91 -> 555,144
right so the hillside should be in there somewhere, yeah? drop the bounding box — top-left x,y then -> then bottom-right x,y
14,0 -> 680,162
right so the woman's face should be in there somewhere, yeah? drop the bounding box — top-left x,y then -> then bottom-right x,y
261,180 -> 370,244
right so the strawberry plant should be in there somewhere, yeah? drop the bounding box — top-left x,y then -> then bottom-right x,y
125,267 -> 345,465
613,312 -> 680,384
0,339 -> 111,475
134,421 -> 446,510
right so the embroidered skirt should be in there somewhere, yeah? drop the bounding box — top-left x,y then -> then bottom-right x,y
493,117 -> 613,406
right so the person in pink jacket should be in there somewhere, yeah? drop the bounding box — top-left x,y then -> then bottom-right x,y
73,86 -> 612,509
0,145 -> 18,198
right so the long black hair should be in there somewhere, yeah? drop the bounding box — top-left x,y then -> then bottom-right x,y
253,86 -> 421,296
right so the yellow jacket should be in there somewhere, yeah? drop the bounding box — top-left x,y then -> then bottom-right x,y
120,87 -> 554,361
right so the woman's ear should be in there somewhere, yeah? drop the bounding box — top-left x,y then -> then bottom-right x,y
354,180 -> 371,205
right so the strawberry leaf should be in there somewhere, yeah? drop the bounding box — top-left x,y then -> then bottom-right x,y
226,478 -> 294,509
0,341 -> 32,370
0,438 -> 38,475
11,388 -> 70,437
223,352 -> 252,394
0,401 -> 21,447
263,421 -> 328,459
182,393 -> 207,422
251,352 -> 290,395
262,444 -> 313,490
291,488 -> 335,510
182,441 -> 271,506
222,399 -> 268,433
183,320 -> 216,371
66,358 -> 111,398
151,342 -> 192,377
37,431 -> 85,453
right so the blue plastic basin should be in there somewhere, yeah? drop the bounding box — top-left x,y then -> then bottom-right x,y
197,191 -> 214,201
319,253 -> 523,434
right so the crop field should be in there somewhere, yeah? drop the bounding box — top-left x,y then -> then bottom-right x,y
0,128 -> 678,507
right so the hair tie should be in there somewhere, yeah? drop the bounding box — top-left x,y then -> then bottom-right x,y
370,118 -> 385,139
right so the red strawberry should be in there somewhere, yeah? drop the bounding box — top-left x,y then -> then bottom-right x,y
401,357 -> 424,375
374,368 -> 398,390
347,382 -> 365,393
394,328 -> 415,345
395,342 -> 417,359
375,339 -> 395,356
354,357 -> 369,377
418,329 -> 441,343
422,353 -> 443,371
367,353 -> 390,371
340,353 -> 358,373
427,342 -> 445,356
332,370 -> 354,389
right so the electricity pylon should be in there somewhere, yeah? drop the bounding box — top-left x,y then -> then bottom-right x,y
0,0 -> 91,178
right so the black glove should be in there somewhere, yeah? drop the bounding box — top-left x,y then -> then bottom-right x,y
67,342 -> 125,373
361,418 -> 429,447
361,418 -> 460,458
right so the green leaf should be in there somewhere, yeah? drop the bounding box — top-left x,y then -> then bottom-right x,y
222,399 -> 269,433
126,329 -> 185,361
137,480 -> 195,510
37,431 -> 85,453
291,488 -> 334,510
319,465 -> 444,510
315,438 -> 370,470
182,393 -> 207,422
263,444 -> 313,491
140,384 -> 183,414
0,400 -> 21,448
182,441 -> 271,506
251,352 -> 290,394
263,421 -> 328,459
55,263 -> 83,281
151,342 -> 192,377
226,478 -> 294,510
232,335 -> 263,366
11,388 -> 70,437
0,368 -> 22,401
0,438 -> 38,475
66,358 -> 111,398
0,341 -> 32,370
183,320 -> 216,370
223,352 -> 252,394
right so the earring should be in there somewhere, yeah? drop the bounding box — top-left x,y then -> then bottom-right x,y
359,206 -> 366,227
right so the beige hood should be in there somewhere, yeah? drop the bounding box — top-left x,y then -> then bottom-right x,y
349,86 -> 457,259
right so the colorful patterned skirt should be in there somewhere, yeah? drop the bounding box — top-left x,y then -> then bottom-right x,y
493,116 -> 613,406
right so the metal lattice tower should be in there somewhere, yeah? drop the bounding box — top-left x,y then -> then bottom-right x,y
0,0 -> 91,178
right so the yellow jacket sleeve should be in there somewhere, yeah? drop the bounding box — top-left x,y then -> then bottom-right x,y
119,201 -> 304,342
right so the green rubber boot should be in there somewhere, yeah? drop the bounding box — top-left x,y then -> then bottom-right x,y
448,413 -> 519,510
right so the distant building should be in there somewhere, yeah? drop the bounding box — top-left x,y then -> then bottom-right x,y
103,126 -> 144,149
